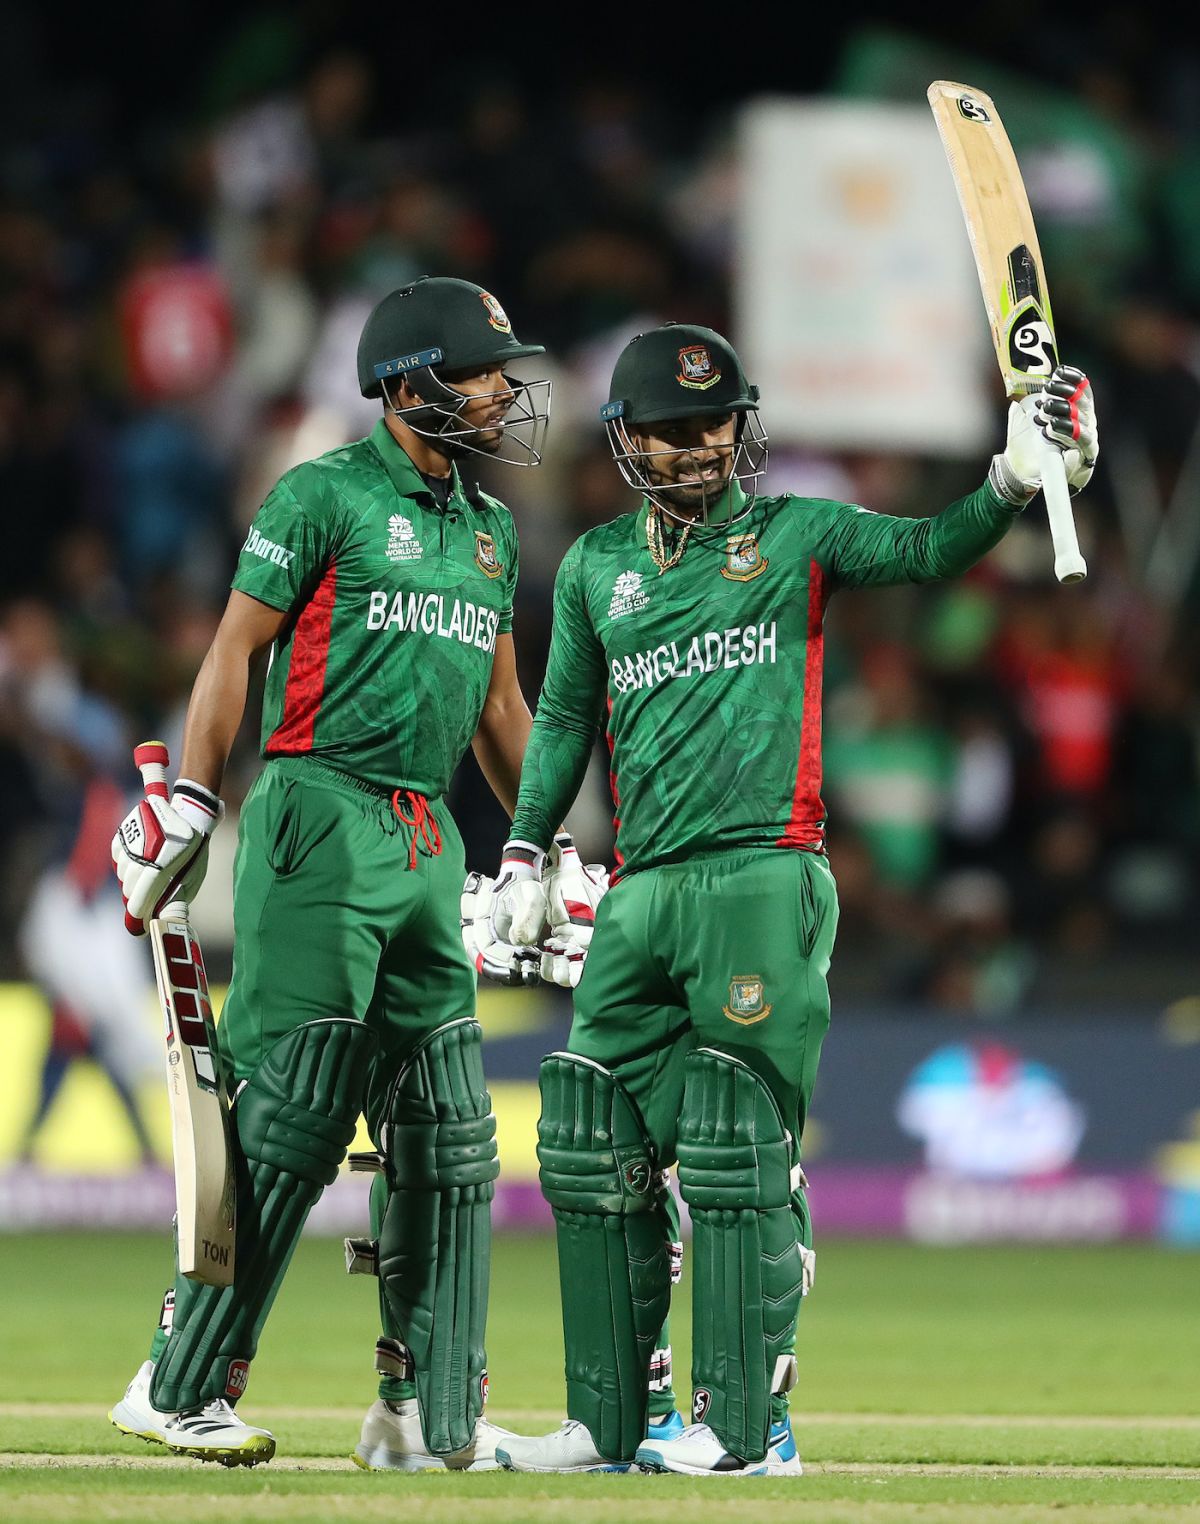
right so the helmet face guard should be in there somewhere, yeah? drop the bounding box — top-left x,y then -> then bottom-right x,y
374,346 -> 552,467
601,401 -> 768,527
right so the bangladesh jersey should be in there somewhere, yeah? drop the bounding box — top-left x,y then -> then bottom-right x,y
232,418 -> 518,797
511,478 -> 1019,876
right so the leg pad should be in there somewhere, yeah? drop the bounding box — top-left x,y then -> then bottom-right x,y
151,1019 -> 376,1411
377,1018 -> 498,1456
538,1053 -> 672,1464
677,1046 -> 805,1464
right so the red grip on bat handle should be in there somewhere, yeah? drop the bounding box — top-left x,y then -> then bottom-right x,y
134,740 -> 171,801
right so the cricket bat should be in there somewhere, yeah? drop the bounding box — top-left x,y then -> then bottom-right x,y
134,741 -> 236,1287
928,80 -> 1088,584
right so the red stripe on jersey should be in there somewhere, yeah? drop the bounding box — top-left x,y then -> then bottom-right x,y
267,562 -> 338,754
777,559 -> 828,850
605,697 -> 625,882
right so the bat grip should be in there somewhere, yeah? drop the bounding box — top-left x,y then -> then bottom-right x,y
1037,439 -> 1087,583
134,740 -> 171,801
130,740 -> 187,927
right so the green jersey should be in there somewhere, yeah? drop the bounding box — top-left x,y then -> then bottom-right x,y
510,479 -> 1018,876
232,418 -> 518,797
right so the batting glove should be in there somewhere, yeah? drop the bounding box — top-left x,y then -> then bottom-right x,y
461,871 -> 541,985
990,364 -> 1099,505
539,832 -> 609,988
112,780 -> 224,934
490,840 -> 549,946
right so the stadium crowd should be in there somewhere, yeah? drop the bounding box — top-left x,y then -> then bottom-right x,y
1,13 -> 1197,1014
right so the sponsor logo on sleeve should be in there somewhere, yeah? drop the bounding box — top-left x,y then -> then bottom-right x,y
243,528 -> 294,568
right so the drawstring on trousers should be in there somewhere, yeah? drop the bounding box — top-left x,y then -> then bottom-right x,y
391,789 -> 443,870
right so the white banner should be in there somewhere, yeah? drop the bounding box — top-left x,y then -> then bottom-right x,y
736,99 -> 992,455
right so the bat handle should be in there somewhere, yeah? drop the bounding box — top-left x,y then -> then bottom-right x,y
132,740 -> 187,925
1037,439 -> 1087,583
134,740 -> 171,800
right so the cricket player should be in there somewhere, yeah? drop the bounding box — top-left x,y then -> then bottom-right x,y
108,275 -> 563,1470
488,322 -> 1098,1476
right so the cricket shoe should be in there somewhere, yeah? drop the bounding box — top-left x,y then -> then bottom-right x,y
647,1409 -> 686,1441
110,1360 -> 276,1467
353,1398 -> 514,1472
495,1418 -> 632,1473
635,1417 -> 802,1476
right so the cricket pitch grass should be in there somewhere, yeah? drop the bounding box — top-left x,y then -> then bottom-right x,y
1,1231 -> 1198,1521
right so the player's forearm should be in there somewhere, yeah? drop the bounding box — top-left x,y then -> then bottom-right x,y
838,479 -> 1019,587
508,708 -> 596,852
919,478 -> 1021,579
177,637 -> 256,795
472,692 -> 533,818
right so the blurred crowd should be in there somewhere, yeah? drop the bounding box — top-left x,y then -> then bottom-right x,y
1,12 -> 1198,1016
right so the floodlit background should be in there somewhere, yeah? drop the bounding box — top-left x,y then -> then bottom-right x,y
1,7 -> 1198,1249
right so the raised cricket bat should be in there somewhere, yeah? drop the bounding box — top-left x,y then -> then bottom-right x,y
134,741 -> 236,1287
928,80 -> 1087,584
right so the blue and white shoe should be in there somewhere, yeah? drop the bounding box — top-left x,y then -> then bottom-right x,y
646,1409 -> 686,1442
635,1416 -> 802,1476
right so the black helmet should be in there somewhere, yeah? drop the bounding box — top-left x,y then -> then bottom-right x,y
357,276 -> 544,398
601,323 -> 759,426
601,322 -> 767,530
358,277 -> 551,466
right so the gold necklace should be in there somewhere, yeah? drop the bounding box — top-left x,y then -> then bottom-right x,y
646,504 -> 691,574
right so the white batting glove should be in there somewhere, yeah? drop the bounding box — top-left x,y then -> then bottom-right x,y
540,933 -> 589,989
539,832 -> 609,988
112,780 -> 223,934
461,871 -> 541,986
990,364 -> 1099,505
490,841 -> 549,946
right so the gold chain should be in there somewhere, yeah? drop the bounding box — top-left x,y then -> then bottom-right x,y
646,505 -> 691,574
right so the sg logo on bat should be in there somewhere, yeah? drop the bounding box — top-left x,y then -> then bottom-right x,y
1007,303 -> 1058,378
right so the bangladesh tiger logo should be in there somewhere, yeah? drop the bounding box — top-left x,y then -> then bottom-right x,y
481,291 -> 512,333
723,975 -> 773,1025
677,345 -> 720,390
474,531 -> 504,578
720,534 -> 768,582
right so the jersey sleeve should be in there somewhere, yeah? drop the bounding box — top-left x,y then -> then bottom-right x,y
498,521 -> 518,635
509,540 -> 608,850
230,475 -> 337,612
810,479 -> 1020,589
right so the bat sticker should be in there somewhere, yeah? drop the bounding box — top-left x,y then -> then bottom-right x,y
1006,302 -> 1058,376
955,94 -> 992,123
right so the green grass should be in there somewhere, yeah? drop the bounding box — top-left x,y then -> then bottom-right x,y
1,1233 -> 1199,1521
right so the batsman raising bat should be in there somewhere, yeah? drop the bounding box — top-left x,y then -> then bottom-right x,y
488,318 -> 1098,1477
108,276 -> 575,1470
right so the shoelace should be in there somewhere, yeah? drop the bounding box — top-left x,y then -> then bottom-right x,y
392,789 -> 443,870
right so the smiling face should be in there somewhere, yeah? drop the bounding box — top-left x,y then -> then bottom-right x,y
627,412 -> 737,519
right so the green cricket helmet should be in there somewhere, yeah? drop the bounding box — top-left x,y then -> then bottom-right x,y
357,276 -> 551,466
600,322 -> 767,524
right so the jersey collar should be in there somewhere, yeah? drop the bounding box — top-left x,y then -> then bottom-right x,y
370,418 -> 469,512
